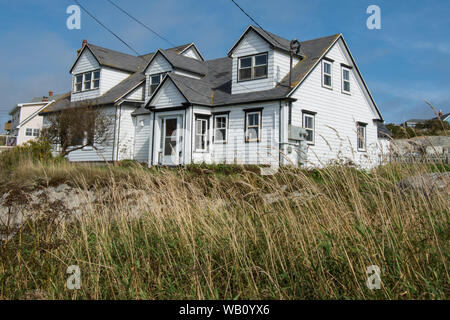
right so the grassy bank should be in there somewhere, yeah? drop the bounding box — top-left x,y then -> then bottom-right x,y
0,151 -> 448,299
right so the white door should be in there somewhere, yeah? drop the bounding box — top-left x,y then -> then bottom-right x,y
161,117 -> 180,165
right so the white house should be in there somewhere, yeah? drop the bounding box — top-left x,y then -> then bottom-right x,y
9,91 -> 65,146
41,26 -> 391,168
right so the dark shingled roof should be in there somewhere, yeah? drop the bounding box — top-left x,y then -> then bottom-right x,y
158,49 -> 208,76
377,122 -> 392,139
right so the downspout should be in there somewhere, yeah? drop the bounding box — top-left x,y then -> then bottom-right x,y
116,105 -> 122,162
112,105 -> 118,161
150,111 -> 155,166
184,108 -> 187,165
279,100 -> 282,166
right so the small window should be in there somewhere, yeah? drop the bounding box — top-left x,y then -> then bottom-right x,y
357,123 -> 367,151
342,67 -> 351,93
195,117 -> 209,152
74,74 -> 83,92
149,72 -> 167,95
25,128 -> 33,136
238,53 -> 268,81
83,72 -> 92,91
33,129 -> 40,137
322,60 -> 332,89
245,111 -> 261,142
214,115 -> 228,143
93,70 -> 100,89
303,113 -> 315,144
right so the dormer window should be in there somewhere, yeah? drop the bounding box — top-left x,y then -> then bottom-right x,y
74,70 -> 100,93
149,72 -> 167,95
238,53 -> 268,82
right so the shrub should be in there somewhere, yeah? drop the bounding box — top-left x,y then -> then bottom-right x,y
0,139 -> 53,172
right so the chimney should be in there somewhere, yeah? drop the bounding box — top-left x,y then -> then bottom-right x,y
49,90 -> 53,97
439,110 -> 443,117
77,40 -> 88,54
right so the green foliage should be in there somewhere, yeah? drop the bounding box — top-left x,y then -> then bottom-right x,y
386,120 -> 449,139
0,139 -> 53,172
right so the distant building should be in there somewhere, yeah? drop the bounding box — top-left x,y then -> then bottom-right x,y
9,91 -> 64,146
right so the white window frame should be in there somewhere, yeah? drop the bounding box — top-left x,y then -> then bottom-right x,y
302,112 -> 315,145
25,128 -> 32,136
148,72 -> 167,96
32,129 -> 40,137
214,114 -> 228,144
245,111 -> 262,143
238,53 -> 268,82
195,117 -> 209,152
357,122 -> 367,152
322,60 -> 333,89
74,70 -> 100,93
342,66 -> 351,94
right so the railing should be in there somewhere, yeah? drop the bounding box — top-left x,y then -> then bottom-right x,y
0,135 -> 16,147
390,154 -> 449,165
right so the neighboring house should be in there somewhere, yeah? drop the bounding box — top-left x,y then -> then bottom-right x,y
41,25 -> 390,168
9,92 -> 65,145
433,112 -> 450,124
403,111 -> 449,127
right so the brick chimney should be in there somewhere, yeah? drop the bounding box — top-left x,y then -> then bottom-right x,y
77,40 -> 88,54
49,90 -> 53,97
438,110 -> 443,118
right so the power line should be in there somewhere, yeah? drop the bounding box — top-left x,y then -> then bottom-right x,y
74,0 -> 143,57
105,0 -> 176,47
229,0 -> 285,48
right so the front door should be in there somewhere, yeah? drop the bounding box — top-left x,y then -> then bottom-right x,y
162,117 -> 179,165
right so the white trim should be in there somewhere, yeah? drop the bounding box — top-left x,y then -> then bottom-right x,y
213,114 -> 228,143
322,60 -> 333,89
179,43 -> 206,61
245,111 -> 262,143
341,65 -> 351,95
302,112 -> 315,145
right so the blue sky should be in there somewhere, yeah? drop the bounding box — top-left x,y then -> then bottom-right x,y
1,0 -> 449,131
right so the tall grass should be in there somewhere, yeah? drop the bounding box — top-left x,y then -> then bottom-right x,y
0,160 -> 448,300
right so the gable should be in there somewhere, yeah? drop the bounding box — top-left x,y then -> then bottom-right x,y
144,51 -> 172,75
180,44 -> 204,61
148,78 -> 187,108
124,83 -> 144,101
229,29 -> 271,58
71,47 -> 100,74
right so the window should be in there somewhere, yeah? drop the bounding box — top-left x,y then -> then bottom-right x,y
322,60 -> 332,88
303,112 -> 315,144
74,70 -> 100,93
33,129 -> 40,137
245,111 -> 262,142
214,115 -> 228,143
238,53 -> 268,81
149,72 -> 167,95
357,123 -> 366,151
195,116 -> 209,152
25,128 -> 32,136
342,67 -> 351,93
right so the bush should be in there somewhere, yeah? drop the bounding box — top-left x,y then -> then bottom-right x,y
0,139 -> 53,172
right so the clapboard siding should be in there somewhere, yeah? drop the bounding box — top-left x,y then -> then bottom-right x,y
144,54 -> 173,100
190,102 -> 280,166
125,84 -> 144,101
117,105 -> 135,160
100,67 -> 131,95
290,39 -> 380,168
71,49 -> 101,102
173,69 -> 202,79
133,114 -> 151,163
273,50 -> 299,84
67,106 -> 116,162
151,79 -> 187,108
231,30 -> 275,94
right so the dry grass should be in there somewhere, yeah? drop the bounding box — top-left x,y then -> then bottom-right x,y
0,159 -> 448,300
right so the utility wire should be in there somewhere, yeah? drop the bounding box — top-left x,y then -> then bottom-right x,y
229,0 -> 285,48
74,0 -> 143,57
105,0 -> 176,47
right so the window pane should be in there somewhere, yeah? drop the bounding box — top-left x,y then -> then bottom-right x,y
216,116 -> 226,128
254,65 -> 267,78
343,69 -> 349,80
248,113 -> 259,126
75,75 -> 83,83
84,81 -> 91,90
304,116 -> 313,129
151,75 -> 160,84
93,80 -> 100,89
26,128 -> 32,136
344,81 -> 350,92
150,84 -> 158,94
306,129 -> 313,142
215,128 -> 226,142
324,74 -> 331,86
75,84 -> 82,92
255,54 -> 267,66
239,68 -> 251,81
240,57 -> 252,68
248,127 -> 259,140
84,73 -> 92,81
324,62 -> 331,74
